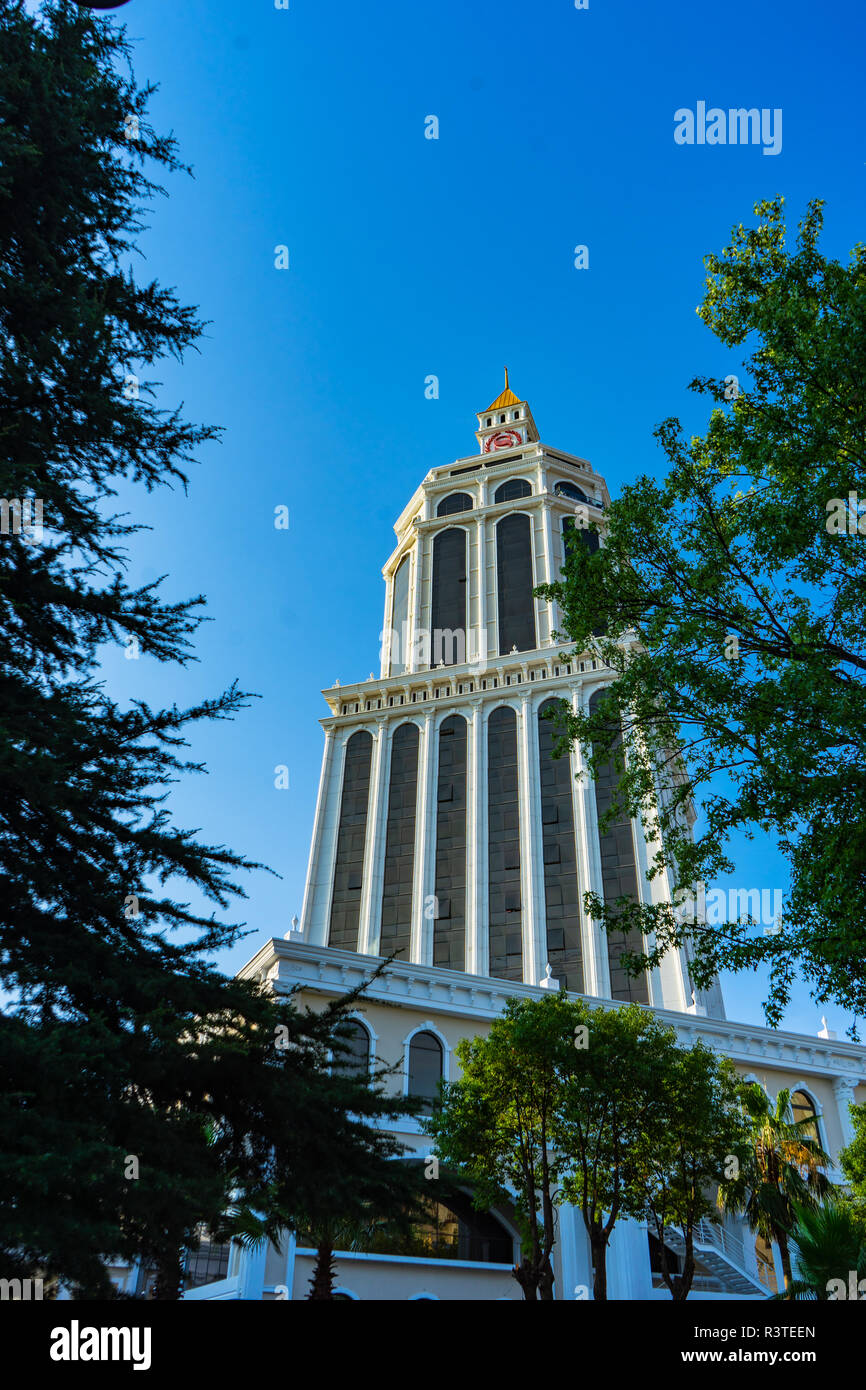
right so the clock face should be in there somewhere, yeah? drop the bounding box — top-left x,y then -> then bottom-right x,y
485,429 -> 522,452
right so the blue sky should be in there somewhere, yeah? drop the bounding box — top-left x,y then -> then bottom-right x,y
90,0 -> 864,1035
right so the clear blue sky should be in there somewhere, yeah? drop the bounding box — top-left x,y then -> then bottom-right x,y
90,0 -> 864,1035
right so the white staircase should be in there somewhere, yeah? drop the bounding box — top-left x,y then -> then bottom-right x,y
664,1219 -> 766,1296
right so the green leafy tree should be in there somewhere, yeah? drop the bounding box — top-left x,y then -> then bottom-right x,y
719,1084 -> 831,1293
425,994 -> 576,1301
0,2 -> 424,1300
839,1102 -> 866,1213
558,1001 -> 675,1300
632,1043 -> 746,1300
536,197 -> 866,1028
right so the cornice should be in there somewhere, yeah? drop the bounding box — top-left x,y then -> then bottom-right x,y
240,940 -> 866,1085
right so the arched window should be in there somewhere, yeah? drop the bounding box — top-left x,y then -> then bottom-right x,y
408,1031 -> 444,1114
333,1019 -> 370,1076
329,731 -> 373,950
496,513 -> 535,653
437,492 -> 473,517
433,715 -> 467,970
790,1090 -> 821,1144
494,477 -> 532,504
588,690 -> 649,1004
488,706 -> 522,982
554,480 -> 588,503
380,724 -> 419,960
538,698 -> 583,992
431,528 -> 467,666
562,514 -> 600,560
390,554 -> 411,676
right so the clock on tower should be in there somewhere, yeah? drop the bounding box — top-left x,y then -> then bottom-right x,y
474,368 -> 539,455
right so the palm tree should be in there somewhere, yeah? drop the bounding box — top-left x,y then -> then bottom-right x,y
775,1200 -> 866,1300
719,1084 -> 831,1292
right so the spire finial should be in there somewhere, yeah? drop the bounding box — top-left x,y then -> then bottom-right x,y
504,365 -> 509,390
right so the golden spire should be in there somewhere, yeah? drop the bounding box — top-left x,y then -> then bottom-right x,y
485,366 -> 520,413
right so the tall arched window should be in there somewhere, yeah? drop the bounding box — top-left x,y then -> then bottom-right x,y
333,1019 -> 371,1076
554,479 -> 588,503
408,1031 -> 444,1114
329,731 -> 373,950
380,723 -> 419,960
790,1090 -> 821,1144
390,553 -> 411,676
494,477 -> 532,504
496,513 -> 535,654
431,528 -> 467,666
588,690 -> 649,1004
538,698 -> 583,992
437,492 -> 473,517
487,706 -> 522,982
562,514 -> 600,560
433,714 -> 467,970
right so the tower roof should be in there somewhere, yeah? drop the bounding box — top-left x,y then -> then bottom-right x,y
484,367 -> 521,412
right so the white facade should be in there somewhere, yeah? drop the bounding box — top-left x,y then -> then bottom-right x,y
215,383 -> 866,1302
300,381 -> 722,1016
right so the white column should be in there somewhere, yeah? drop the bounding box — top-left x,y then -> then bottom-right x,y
517,693 -> 544,985
466,699 -> 486,976
541,498 -> 556,645
606,1218 -> 652,1299
381,570 -> 394,677
299,725 -> 340,946
411,711 -> 437,965
358,718 -> 389,956
238,1239 -> 268,1301
475,515 -> 487,672
571,683 -> 611,998
833,1077 -> 859,1148
409,526 -> 424,673
555,1202 -> 593,1300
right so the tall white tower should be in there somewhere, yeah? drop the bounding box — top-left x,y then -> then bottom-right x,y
300,378 -> 724,1018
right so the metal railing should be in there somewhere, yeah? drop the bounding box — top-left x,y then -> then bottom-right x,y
693,1218 -> 746,1273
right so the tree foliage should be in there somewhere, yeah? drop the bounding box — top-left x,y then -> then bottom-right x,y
537,197 -> 866,1027
0,2 -> 417,1297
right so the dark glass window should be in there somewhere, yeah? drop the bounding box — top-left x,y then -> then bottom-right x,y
496,513 -> 535,654
355,1192 -> 513,1265
333,1019 -> 371,1076
562,514 -> 600,560
431,528 -> 467,666
329,731 -> 373,950
433,715 -> 467,970
408,1030 -> 443,1114
790,1090 -> 820,1143
554,480 -> 588,503
391,554 -> 411,676
183,1226 -> 231,1291
494,477 -> 532,504
588,690 -> 649,1004
380,723 -> 419,960
487,706 -> 522,983
437,492 -> 473,517
537,699 -> 584,992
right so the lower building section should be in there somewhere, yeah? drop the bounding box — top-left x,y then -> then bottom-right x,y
202,940 -> 866,1303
